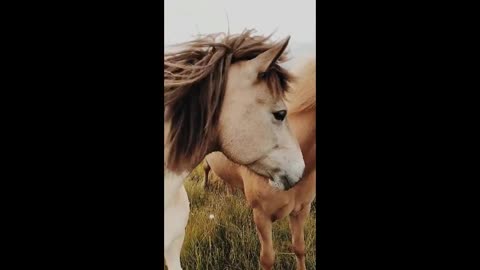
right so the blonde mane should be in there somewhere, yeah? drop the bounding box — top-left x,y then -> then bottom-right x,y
286,57 -> 316,114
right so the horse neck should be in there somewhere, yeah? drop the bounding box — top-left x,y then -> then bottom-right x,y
164,166 -> 192,210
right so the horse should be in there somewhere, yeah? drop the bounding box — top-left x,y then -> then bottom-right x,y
203,57 -> 316,270
164,30 -> 306,270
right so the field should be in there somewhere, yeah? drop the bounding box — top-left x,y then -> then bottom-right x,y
165,164 -> 316,270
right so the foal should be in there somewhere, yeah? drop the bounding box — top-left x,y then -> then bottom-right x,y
204,58 -> 316,270
164,30 -> 305,269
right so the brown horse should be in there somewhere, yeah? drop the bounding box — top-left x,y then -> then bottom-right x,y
164,30 -> 306,270
203,58 -> 316,270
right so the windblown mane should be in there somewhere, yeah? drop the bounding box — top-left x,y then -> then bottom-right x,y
164,29 -> 293,171
286,57 -> 316,114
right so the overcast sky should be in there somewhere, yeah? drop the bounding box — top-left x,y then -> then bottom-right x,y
165,0 -> 315,47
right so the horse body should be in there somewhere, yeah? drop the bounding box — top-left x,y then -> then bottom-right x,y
204,58 -> 316,270
204,152 -> 245,191
164,31 -> 305,269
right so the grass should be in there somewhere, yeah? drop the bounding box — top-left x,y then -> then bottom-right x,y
165,164 -> 316,270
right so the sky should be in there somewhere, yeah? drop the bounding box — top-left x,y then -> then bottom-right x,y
164,0 -> 315,47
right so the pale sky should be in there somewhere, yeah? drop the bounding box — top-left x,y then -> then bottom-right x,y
165,0 -> 315,47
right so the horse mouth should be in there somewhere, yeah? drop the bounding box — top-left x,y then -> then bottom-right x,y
268,173 -> 294,191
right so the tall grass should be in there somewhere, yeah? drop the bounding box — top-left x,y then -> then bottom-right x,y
165,164 -> 316,269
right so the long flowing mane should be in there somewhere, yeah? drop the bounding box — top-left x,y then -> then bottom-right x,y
286,57 -> 316,114
164,29 -> 293,171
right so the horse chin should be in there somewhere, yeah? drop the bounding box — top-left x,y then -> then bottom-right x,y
268,172 -> 296,191
268,179 -> 286,190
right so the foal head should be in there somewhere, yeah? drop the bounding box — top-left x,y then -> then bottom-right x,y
164,30 -> 304,190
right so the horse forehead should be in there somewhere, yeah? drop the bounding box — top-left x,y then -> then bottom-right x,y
256,89 -> 282,104
226,62 -> 281,102
228,61 -> 256,83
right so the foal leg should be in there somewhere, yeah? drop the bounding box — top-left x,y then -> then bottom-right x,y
164,233 -> 184,270
164,184 -> 189,270
253,210 -> 275,270
202,159 -> 210,190
289,205 -> 311,270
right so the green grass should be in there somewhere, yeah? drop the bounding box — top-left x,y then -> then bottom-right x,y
165,164 -> 316,270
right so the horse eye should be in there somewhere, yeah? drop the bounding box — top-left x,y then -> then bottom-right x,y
272,110 -> 287,121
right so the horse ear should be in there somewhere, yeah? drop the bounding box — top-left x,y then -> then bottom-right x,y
249,36 -> 290,73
